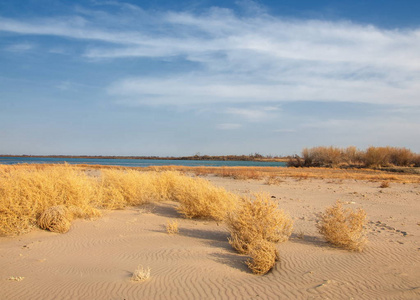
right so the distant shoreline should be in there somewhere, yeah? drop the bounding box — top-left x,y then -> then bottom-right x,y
0,155 -> 289,162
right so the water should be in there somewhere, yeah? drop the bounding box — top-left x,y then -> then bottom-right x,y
0,156 -> 287,167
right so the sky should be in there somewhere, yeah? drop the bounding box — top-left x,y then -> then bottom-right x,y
1,0 -> 419,156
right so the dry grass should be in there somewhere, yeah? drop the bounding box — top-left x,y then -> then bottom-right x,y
162,165 -> 420,183
131,265 -> 151,282
173,176 -> 238,221
7,276 -> 25,282
316,201 -> 367,252
6,162 -> 418,183
98,169 -> 160,209
0,165 -> 237,236
166,220 -> 179,234
246,239 -> 279,275
226,193 -> 293,254
37,205 -> 72,233
265,174 -> 283,185
379,181 -> 390,188
0,164 -> 100,236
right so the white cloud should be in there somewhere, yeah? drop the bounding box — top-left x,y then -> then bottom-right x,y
216,123 -> 242,130
274,129 -> 296,133
4,42 -> 35,52
1,4 -> 420,106
56,81 -> 73,91
225,106 -> 280,121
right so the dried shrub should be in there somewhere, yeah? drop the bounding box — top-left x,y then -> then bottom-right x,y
98,170 -> 154,209
413,154 -> 420,167
317,201 -> 367,251
166,220 -> 179,234
174,176 -> 238,221
226,193 -> 293,254
131,265 -> 151,282
0,165 -> 99,236
342,146 -> 363,165
379,181 -> 390,188
302,146 -> 343,167
246,239 -> 279,275
265,175 -> 283,185
7,276 -> 25,282
37,205 -> 72,233
234,170 -> 263,180
0,165 -> 236,236
287,155 -> 304,167
364,147 -> 392,168
389,147 -> 414,166
297,146 -> 418,168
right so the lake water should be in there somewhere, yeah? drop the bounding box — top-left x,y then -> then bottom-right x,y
0,156 -> 287,168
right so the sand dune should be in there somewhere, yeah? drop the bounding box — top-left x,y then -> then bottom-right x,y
1,176 -> 419,299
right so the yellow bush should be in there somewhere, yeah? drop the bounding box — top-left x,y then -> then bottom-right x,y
226,193 -> 293,254
246,239 -> 279,275
317,201 -> 367,251
0,165 -> 237,236
98,170 -> 152,209
0,165 -> 99,236
165,219 -> 179,234
37,205 -> 72,233
174,176 -> 238,221
379,181 -> 390,188
131,265 -> 151,282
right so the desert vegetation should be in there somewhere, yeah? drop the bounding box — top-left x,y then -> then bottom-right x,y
379,181 -> 390,188
0,163 -> 378,277
0,164 -> 235,236
166,220 -> 179,234
246,239 -> 280,275
0,165 -> 101,236
226,193 -> 293,274
37,205 -> 73,233
288,146 -> 420,168
172,175 -> 238,221
316,201 -> 367,252
158,165 -> 420,183
131,265 -> 151,282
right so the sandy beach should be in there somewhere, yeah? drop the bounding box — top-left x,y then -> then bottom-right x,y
1,175 -> 419,299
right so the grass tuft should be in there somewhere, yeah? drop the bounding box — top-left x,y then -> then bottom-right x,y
265,174 -> 283,185
316,201 -> 367,251
379,181 -> 390,188
165,220 -> 179,234
131,265 -> 151,282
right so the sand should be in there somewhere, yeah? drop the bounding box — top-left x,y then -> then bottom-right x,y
1,176 -> 419,299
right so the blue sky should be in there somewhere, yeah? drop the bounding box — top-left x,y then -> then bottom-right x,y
1,0 -> 419,156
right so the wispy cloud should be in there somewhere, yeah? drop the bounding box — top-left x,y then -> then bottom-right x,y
216,123 -> 242,130
225,106 -> 280,121
56,81 -> 73,91
274,129 -> 296,133
1,3 -> 419,106
4,42 -> 36,52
